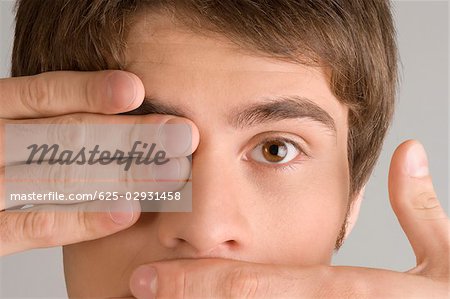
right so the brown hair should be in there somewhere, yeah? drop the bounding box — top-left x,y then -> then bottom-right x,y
11,0 -> 399,248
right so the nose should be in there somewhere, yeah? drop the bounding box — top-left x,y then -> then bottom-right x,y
157,147 -> 251,256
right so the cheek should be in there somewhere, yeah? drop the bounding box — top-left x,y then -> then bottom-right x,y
63,214 -> 161,298
247,151 -> 349,265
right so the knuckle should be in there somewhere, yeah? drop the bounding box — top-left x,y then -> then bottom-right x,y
22,74 -> 53,115
49,163 -> 87,194
413,191 -> 439,209
412,191 -> 444,219
0,213 -> 14,244
224,267 -> 262,298
21,210 -> 57,245
49,114 -> 87,149
75,207 -> 91,237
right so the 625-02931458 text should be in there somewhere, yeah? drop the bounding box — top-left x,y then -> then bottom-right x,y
8,191 -> 182,202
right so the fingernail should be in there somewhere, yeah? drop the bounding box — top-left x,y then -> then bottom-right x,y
130,265 -> 158,299
108,199 -> 134,225
152,158 -> 181,182
406,142 -> 429,178
158,118 -> 192,157
106,72 -> 137,111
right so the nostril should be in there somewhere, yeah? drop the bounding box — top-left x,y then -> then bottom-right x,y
162,237 -> 185,248
168,237 -> 186,247
225,240 -> 238,249
176,237 -> 186,243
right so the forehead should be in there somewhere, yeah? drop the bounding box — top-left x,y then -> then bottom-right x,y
126,12 -> 323,74
124,12 -> 348,135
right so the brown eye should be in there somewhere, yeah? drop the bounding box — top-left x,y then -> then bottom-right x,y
262,140 -> 287,162
250,139 -> 299,164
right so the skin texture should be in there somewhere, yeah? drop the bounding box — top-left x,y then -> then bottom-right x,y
63,13 -> 360,298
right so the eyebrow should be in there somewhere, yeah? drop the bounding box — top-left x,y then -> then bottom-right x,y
125,95 -> 336,134
229,96 -> 336,134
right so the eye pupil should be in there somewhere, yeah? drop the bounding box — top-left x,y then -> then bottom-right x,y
262,140 -> 287,162
268,144 -> 279,155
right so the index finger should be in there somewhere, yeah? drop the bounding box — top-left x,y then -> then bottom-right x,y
0,70 -> 145,119
129,259 -> 448,299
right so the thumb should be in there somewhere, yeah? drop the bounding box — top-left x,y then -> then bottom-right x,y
388,140 -> 449,273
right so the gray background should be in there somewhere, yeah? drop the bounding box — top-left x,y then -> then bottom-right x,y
0,0 -> 448,298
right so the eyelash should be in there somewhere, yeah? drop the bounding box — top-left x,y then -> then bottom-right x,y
244,135 -> 307,171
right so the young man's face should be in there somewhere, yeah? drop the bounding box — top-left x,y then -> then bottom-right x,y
63,13 -> 353,298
